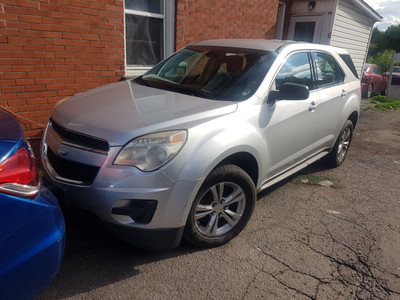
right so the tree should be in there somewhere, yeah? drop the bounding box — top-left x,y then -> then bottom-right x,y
367,25 -> 400,70
367,49 -> 393,71
382,25 -> 400,52
368,27 -> 384,57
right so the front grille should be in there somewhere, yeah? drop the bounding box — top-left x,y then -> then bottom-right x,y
47,147 -> 100,185
50,119 -> 109,153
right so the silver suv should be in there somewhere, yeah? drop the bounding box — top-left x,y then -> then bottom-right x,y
42,40 -> 361,249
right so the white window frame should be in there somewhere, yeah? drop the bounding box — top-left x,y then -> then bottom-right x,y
124,1 -> 175,77
275,1 -> 286,40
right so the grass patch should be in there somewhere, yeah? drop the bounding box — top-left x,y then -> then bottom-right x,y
291,175 -> 344,188
370,95 -> 400,110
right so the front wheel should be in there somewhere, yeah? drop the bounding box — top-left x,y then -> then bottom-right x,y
325,120 -> 354,168
183,164 -> 256,248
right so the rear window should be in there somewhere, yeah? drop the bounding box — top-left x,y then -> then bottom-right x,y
339,54 -> 359,78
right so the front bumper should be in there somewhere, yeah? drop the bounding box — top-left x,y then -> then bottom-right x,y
41,119 -> 202,249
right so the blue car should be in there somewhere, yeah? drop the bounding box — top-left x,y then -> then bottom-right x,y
0,110 -> 65,300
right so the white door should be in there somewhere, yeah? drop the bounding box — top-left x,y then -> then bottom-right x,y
288,15 -> 323,43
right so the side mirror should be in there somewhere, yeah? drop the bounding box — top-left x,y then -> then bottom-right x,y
267,82 -> 310,103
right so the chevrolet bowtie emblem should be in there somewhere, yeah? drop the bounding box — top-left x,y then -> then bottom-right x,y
57,145 -> 70,156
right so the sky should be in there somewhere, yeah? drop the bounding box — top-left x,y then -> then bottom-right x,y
363,0 -> 400,31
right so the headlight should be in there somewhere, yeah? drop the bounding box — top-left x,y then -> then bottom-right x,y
114,130 -> 187,171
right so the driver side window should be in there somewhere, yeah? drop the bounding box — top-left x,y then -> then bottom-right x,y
275,52 -> 313,91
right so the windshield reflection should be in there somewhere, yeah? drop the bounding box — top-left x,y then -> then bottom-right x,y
135,46 -> 276,101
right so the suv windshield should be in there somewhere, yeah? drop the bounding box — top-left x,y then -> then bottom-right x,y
135,46 -> 276,101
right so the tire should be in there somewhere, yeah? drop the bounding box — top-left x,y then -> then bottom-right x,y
183,164 -> 256,248
325,120 -> 354,168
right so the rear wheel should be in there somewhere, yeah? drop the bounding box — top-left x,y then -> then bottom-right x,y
184,164 -> 255,248
325,120 -> 354,168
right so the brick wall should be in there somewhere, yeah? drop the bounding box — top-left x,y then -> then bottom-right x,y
0,0 -> 125,138
175,0 -> 279,50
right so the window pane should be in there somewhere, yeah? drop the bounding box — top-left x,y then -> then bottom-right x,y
340,54 -> 358,78
275,52 -> 312,90
125,14 -> 164,66
294,22 -> 315,43
313,52 -> 344,87
125,0 -> 163,14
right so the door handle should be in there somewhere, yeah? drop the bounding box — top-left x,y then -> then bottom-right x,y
341,89 -> 347,97
309,101 -> 319,112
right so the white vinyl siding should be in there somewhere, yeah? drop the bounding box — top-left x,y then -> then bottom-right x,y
330,0 -> 376,77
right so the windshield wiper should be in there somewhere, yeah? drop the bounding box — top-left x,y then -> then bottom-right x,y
135,76 -> 152,87
135,77 -> 216,99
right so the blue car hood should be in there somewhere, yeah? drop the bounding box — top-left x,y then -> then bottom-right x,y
0,110 -> 23,162
51,80 -> 238,146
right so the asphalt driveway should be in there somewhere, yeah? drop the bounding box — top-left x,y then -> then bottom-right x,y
37,101 -> 400,300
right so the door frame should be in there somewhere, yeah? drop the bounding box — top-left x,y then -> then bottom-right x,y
288,15 -> 324,43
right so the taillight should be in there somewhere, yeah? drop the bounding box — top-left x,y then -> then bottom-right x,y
0,143 -> 40,198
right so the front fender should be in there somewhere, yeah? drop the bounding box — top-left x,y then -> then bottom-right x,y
161,111 -> 266,226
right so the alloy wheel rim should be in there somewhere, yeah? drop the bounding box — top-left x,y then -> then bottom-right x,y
337,127 -> 351,162
194,182 -> 246,237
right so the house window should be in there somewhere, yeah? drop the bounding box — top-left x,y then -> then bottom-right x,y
124,0 -> 175,77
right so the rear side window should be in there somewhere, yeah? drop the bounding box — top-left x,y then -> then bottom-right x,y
312,52 -> 345,88
340,54 -> 359,78
371,66 -> 383,76
275,52 -> 314,90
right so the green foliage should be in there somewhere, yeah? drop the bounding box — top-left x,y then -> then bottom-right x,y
370,95 -> 400,110
374,102 -> 400,110
367,49 -> 394,71
367,25 -> 400,68
383,25 -> 400,52
368,28 -> 384,57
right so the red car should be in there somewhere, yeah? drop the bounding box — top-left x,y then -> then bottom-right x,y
361,64 -> 388,98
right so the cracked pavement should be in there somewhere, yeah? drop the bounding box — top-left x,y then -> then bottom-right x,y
37,103 -> 400,300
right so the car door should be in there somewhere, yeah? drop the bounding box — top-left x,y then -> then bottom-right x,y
266,51 -> 320,177
311,51 -> 347,149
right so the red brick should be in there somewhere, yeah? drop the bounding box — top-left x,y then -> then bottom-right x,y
25,85 -> 45,92
17,92 -> 38,99
38,91 -> 57,98
70,0 -> 89,8
7,99 -> 26,106
35,78 -> 56,85
2,86 -> 25,93
0,79 -> 16,86
46,84 -> 65,91
12,66 -> 34,74
5,72 -> 27,79
15,0 -> 39,9
27,98 -> 47,105
15,78 -> 35,85
18,14 -> 42,23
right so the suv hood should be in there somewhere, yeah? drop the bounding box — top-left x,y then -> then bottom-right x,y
51,80 -> 238,146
